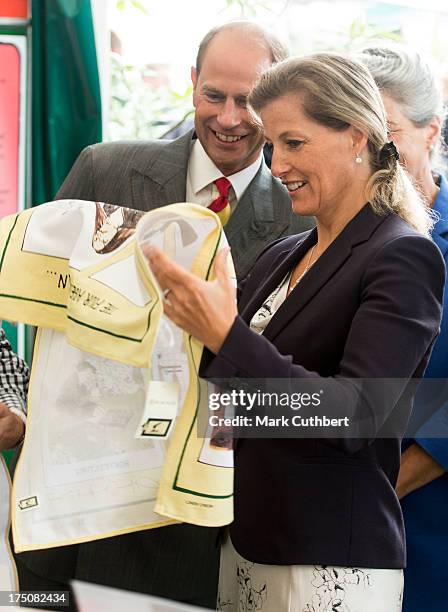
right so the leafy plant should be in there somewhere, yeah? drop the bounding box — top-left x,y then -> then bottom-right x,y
108,2 -> 402,142
108,53 -> 193,141
223,0 -> 288,16
314,17 -> 402,52
116,0 -> 149,14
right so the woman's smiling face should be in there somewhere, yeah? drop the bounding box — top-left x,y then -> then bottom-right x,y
260,93 -> 369,224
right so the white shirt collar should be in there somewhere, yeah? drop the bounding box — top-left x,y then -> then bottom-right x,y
188,139 -> 263,201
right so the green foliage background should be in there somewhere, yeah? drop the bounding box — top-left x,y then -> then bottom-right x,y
108,0 -> 402,141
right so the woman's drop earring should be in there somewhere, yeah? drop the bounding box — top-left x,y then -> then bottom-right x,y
355,155 -> 363,164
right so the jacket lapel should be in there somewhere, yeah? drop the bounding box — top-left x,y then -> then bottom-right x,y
225,162 -> 292,279
129,131 -> 193,211
240,231 -> 315,322
262,231 -> 352,342
244,204 -> 389,342
432,174 -> 448,261
433,220 -> 448,261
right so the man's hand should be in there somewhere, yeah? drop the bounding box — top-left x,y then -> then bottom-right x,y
396,443 -> 445,499
0,402 -> 25,450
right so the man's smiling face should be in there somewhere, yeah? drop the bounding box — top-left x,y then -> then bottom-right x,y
191,29 -> 271,176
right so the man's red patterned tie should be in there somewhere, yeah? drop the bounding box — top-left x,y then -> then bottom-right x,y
208,177 -> 232,226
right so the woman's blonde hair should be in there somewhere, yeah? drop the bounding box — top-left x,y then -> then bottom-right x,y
249,53 -> 434,236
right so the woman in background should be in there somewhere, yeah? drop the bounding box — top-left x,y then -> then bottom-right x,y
361,45 -> 448,612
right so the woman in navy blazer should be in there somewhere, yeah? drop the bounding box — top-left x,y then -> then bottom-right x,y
361,45 -> 448,612
146,54 -> 445,611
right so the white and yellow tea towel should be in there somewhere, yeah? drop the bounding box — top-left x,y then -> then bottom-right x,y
0,200 -> 234,552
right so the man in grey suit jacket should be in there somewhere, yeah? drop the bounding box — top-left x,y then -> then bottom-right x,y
15,21 -> 313,610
